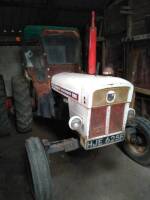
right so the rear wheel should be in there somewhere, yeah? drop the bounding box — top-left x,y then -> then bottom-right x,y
121,117 -> 150,166
25,137 -> 52,200
12,75 -> 32,133
0,75 -> 12,136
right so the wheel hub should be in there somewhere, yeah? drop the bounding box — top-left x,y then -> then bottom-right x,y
130,135 -> 145,146
127,131 -> 147,155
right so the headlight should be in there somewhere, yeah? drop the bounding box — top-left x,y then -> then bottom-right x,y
69,116 -> 83,130
128,108 -> 135,120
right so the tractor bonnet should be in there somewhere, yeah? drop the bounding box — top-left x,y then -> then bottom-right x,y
51,72 -> 134,109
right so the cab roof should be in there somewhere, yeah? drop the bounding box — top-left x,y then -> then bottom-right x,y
23,25 -> 79,42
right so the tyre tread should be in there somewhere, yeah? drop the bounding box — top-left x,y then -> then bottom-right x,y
12,75 -> 32,133
25,137 -> 52,200
122,117 -> 150,166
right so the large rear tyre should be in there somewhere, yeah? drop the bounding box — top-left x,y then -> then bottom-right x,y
121,117 -> 150,166
0,75 -> 12,136
25,137 -> 52,200
12,75 -> 32,133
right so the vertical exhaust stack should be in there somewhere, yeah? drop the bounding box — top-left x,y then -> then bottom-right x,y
88,11 -> 97,75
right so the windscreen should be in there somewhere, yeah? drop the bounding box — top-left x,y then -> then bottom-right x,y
42,33 -> 81,64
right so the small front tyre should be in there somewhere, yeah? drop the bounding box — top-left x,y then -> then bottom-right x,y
121,117 -> 150,166
25,137 -> 52,200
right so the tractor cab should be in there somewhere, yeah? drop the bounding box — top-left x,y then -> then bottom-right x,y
23,26 -> 81,75
41,29 -> 81,66
23,26 -> 82,118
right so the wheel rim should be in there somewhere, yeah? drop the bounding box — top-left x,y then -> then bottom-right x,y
127,128 -> 148,156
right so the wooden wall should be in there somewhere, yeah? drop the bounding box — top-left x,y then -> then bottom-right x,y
131,0 -> 150,35
104,0 -> 150,118
104,1 -> 126,77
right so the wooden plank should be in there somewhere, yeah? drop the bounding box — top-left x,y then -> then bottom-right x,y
107,0 -> 125,9
135,87 -> 150,96
120,10 -> 134,15
133,33 -> 150,40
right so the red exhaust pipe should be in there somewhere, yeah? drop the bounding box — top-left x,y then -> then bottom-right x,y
88,11 -> 97,75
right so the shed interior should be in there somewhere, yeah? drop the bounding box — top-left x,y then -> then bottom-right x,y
0,1 -> 150,200
0,0 -> 150,118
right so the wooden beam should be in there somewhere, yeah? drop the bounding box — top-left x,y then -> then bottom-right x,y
135,87 -> 150,96
106,0 -> 125,9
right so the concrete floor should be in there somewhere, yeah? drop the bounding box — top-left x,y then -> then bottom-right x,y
0,118 -> 150,200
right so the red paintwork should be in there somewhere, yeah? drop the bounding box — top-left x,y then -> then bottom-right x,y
88,11 -> 97,75
89,106 -> 107,138
89,103 -> 125,138
42,30 -> 80,38
109,103 -> 125,133
27,64 -> 81,97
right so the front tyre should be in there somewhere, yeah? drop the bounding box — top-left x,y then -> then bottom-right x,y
121,117 -> 150,166
25,137 -> 52,200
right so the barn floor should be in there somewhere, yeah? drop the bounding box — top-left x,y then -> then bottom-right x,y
0,118 -> 150,200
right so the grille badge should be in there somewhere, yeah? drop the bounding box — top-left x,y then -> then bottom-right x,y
106,91 -> 116,103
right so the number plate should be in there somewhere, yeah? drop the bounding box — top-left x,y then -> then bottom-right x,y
86,132 -> 125,150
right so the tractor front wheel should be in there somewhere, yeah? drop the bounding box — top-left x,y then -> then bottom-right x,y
25,137 -> 53,200
121,117 -> 150,166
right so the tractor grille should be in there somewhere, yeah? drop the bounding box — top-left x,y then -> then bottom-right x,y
109,103 -> 125,133
89,103 -> 125,139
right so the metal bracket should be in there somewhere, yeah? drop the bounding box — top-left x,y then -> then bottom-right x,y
42,138 -> 81,154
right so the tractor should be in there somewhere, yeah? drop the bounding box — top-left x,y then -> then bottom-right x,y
0,11 -> 150,200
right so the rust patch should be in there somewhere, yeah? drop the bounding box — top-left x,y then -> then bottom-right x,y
89,106 -> 106,138
109,103 -> 125,133
33,81 -> 50,97
26,64 -> 81,97
27,68 -> 50,97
